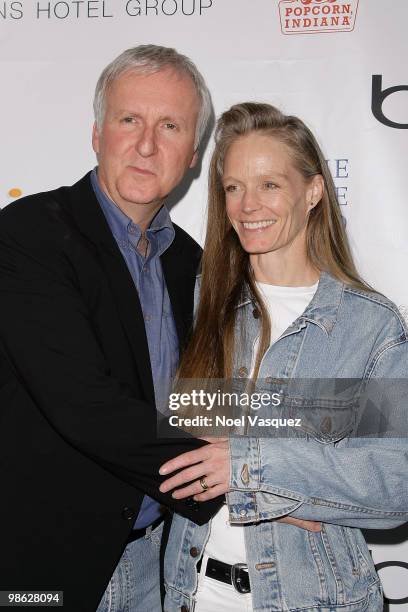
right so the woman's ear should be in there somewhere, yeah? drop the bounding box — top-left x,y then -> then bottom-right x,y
308,174 -> 324,211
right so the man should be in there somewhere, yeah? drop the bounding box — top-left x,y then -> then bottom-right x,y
0,45 -> 220,612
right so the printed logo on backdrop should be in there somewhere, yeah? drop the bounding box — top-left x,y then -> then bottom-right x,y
375,561 -> 408,605
0,1 -> 214,20
372,75 -> 408,129
279,0 -> 359,35
327,157 -> 350,222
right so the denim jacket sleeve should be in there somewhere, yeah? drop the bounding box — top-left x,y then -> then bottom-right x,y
228,339 -> 408,529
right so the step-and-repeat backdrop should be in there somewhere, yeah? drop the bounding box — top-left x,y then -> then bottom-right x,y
1,0 -> 407,608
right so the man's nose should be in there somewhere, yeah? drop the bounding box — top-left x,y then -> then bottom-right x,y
136,125 -> 157,157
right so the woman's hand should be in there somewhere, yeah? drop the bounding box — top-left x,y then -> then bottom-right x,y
159,438 -> 322,531
159,438 -> 230,501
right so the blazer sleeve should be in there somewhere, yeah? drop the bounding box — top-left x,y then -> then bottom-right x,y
0,215 -> 221,523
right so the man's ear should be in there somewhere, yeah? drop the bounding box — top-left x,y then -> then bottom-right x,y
189,150 -> 199,169
92,122 -> 100,155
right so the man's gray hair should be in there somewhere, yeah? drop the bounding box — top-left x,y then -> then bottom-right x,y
93,44 -> 212,148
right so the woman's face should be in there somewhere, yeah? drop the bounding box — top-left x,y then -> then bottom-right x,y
223,132 -> 322,258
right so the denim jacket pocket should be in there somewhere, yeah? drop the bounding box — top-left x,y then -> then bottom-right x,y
283,379 -> 362,444
291,398 -> 357,444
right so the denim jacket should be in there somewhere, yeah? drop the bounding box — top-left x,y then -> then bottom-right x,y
164,272 -> 408,612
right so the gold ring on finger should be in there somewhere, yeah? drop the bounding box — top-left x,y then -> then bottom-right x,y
199,477 -> 209,491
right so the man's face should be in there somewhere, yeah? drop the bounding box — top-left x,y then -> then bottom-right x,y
92,67 -> 199,224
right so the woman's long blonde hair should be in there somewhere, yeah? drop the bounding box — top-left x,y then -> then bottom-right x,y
179,102 -> 371,380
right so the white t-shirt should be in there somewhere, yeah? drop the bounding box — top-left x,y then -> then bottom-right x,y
204,280 -> 318,565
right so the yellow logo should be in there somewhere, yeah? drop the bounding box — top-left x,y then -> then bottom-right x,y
8,188 -> 23,199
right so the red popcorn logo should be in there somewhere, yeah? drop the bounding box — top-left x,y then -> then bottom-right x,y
279,0 -> 359,34
299,0 -> 337,4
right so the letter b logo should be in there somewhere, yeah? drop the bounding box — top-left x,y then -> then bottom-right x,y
372,75 -> 408,129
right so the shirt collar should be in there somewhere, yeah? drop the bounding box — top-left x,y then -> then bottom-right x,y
90,167 -> 175,256
301,271 -> 344,333
236,271 -> 344,335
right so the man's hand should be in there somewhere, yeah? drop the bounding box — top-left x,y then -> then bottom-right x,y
159,438 -> 230,501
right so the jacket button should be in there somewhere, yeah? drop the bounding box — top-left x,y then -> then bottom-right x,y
241,464 -> 250,485
121,507 -> 136,521
190,547 -> 199,558
252,308 -> 260,319
238,366 -> 248,378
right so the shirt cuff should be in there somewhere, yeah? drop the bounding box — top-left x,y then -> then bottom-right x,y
229,437 -> 261,491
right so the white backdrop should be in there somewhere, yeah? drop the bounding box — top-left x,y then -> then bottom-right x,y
1,0 -> 407,608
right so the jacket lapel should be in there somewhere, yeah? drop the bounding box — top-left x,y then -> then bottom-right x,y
161,231 -> 197,353
64,173 -> 155,403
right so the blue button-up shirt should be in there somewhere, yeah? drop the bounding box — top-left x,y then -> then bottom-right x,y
91,169 -> 179,529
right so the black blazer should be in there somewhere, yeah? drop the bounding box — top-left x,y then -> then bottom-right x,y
0,173 -> 220,611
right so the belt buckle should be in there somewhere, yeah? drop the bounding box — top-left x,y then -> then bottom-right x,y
231,563 -> 250,594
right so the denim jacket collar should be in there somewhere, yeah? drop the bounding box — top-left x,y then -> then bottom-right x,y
236,271 -> 344,335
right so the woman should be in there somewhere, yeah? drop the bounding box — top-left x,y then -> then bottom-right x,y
159,103 -> 408,611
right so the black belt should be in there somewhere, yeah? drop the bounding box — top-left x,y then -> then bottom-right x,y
126,515 -> 164,544
197,557 -> 251,594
